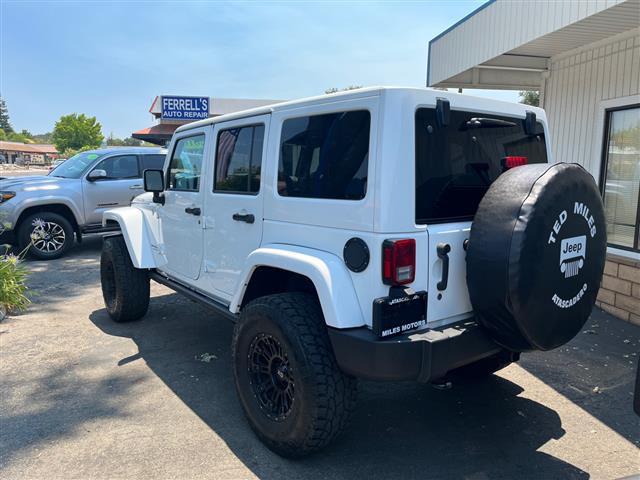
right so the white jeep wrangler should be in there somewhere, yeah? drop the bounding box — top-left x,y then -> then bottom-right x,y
100,87 -> 607,457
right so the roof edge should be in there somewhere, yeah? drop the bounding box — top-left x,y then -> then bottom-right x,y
428,0 -> 496,46
427,0 -> 496,85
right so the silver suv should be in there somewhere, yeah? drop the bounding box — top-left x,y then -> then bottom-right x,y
0,147 -> 166,259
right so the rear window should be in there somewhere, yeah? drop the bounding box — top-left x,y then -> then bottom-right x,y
415,108 -> 547,224
278,110 -> 370,200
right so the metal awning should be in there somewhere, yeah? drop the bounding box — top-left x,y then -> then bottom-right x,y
427,0 -> 639,90
131,123 -> 178,146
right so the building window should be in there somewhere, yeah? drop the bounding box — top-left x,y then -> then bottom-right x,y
601,104 -> 640,252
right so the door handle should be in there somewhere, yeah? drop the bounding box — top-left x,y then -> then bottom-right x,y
232,212 -> 255,224
436,243 -> 451,291
130,185 -> 143,190
185,207 -> 201,216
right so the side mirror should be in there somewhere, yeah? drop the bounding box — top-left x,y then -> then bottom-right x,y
87,169 -> 107,181
143,169 -> 165,205
144,169 -> 164,192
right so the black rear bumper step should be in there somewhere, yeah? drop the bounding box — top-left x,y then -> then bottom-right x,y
149,271 -> 237,323
328,319 -> 502,382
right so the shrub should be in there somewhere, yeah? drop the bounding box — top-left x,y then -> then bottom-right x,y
0,253 -> 30,315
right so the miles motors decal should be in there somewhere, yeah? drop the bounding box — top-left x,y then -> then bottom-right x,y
548,202 -> 597,309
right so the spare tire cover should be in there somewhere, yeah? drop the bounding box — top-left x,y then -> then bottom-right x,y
467,163 -> 607,352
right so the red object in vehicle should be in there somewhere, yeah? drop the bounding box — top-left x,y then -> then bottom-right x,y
382,239 -> 416,285
503,156 -> 528,169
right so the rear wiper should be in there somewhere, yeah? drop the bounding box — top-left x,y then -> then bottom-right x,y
464,117 -> 517,129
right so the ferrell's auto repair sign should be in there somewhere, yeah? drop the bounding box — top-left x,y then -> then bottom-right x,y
161,96 -> 209,120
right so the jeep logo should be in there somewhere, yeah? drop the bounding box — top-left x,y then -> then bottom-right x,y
560,235 -> 586,278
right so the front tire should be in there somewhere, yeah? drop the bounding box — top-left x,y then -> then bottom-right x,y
232,293 -> 357,458
100,235 -> 150,322
18,212 -> 74,260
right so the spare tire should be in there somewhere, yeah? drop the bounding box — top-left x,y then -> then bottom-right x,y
467,163 -> 606,352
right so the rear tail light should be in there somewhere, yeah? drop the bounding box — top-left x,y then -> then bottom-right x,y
502,156 -> 528,169
382,239 -> 416,285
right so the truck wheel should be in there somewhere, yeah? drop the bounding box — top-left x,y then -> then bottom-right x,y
232,292 -> 357,458
18,212 -> 74,260
100,235 -> 149,322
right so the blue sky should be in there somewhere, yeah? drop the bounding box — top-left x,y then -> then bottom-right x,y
1,0 -> 518,139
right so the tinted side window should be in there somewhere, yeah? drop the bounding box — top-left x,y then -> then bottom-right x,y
215,125 -> 264,194
415,108 -> 547,223
93,155 -> 139,179
278,110 -> 370,200
168,135 -> 205,191
140,154 -> 166,171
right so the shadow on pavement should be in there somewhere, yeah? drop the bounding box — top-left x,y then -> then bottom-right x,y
20,236 -> 104,315
519,307 -> 640,445
0,361 -> 145,467
89,296 -> 589,479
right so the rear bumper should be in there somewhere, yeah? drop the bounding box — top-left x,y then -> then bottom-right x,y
328,318 -> 503,382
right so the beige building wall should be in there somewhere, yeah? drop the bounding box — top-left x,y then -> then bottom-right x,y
542,29 -> 639,177
542,29 -> 640,324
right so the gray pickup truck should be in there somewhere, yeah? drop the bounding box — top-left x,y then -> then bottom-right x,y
0,147 -> 166,259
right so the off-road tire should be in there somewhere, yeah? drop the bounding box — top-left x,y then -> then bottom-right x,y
18,212 -> 74,260
232,292 -> 357,458
100,235 -> 150,322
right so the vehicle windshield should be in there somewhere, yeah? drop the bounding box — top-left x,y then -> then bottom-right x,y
49,151 -> 105,179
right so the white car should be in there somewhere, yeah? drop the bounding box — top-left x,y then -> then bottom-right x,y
99,87 -> 607,457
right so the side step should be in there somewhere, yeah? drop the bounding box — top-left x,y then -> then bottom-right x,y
82,223 -> 121,234
149,271 -> 238,323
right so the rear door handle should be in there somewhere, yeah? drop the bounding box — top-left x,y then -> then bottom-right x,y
185,207 -> 201,216
436,242 -> 451,291
232,212 -> 255,224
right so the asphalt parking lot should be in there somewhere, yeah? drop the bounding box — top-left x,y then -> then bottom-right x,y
1,236 -> 639,479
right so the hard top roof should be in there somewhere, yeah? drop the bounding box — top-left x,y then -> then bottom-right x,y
175,86 -> 545,134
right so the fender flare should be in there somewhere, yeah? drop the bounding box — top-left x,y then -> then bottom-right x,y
16,196 -> 83,227
103,207 -> 162,269
230,245 -> 365,329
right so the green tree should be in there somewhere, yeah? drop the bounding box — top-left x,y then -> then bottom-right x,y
122,137 -> 142,146
0,97 -> 13,134
52,113 -> 104,152
6,132 -> 30,143
106,133 -> 125,146
0,128 -> 6,141
519,90 -> 540,107
31,132 -> 53,144
106,133 -> 143,147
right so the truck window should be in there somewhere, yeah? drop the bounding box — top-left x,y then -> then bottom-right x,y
215,124 -> 264,194
278,110 -> 370,200
167,135 -> 205,191
93,155 -> 139,179
415,108 -> 547,224
140,154 -> 166,171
